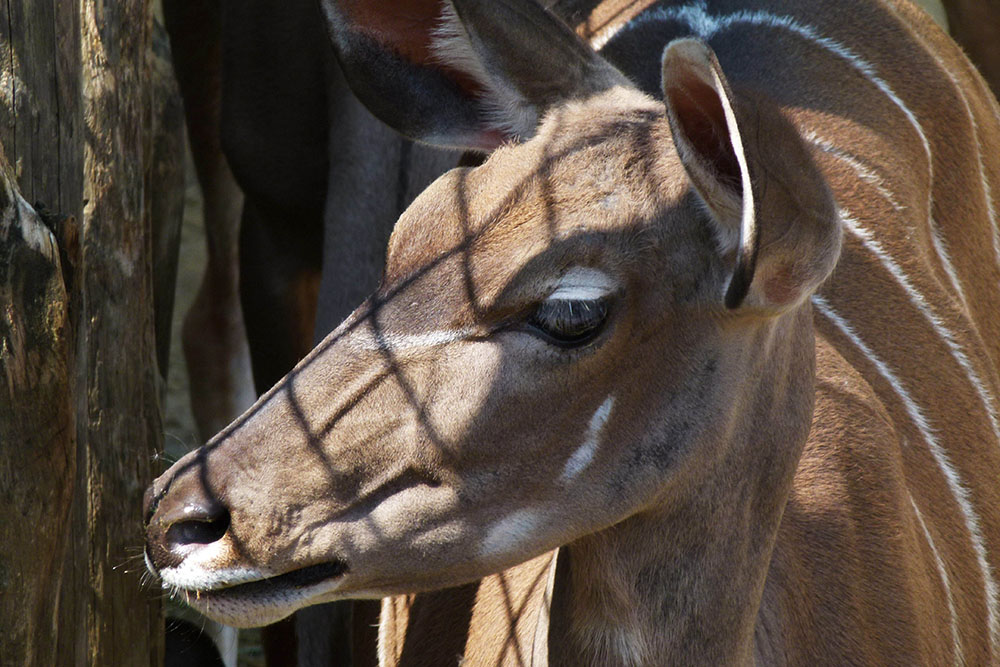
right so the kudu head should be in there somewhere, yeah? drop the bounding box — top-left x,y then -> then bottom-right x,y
144,0 -> 840,627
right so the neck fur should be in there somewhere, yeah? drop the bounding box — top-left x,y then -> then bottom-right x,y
549,309 -> 815,665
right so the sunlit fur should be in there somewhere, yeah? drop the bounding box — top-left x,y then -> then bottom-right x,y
146,0 -> 1000,663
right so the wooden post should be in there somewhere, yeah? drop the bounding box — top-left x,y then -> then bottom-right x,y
0,151 -> 76,667
0,0 -> 184,664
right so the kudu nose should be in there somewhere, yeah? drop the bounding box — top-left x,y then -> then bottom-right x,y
144,466 -> 231,569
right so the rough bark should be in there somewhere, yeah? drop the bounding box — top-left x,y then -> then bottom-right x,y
0,148 -> 75,667
0,0 -> 184,664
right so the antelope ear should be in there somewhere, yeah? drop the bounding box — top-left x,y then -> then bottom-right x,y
661,38 -> 758,308
321,0 -> 628,152
662,39 -> 841,313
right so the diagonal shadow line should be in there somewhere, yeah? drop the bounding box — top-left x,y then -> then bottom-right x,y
456,153 -> 484,319
283,363 -> 395,476
190,445 -> 254,566
298,111 -> 659,358
367,301 -> 455,467
318,368 -> 393,440
495,561 -> 553,667
153,110 -> 661,531
497,570 -> 527,667
540,108 -> 565,241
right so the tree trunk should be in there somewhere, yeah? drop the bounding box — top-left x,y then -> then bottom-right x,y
0,0 -> 184,664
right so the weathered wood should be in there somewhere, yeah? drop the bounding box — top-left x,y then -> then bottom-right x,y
1,0 -> 184,664
0,147 -> 75,667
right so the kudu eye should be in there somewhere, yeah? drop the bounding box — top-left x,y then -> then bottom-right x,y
527,298 -> 610,347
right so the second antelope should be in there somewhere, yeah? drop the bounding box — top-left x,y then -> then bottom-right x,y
144,0 -> 1000,663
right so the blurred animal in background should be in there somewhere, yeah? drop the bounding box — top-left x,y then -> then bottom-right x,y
151,0 -> 1000,664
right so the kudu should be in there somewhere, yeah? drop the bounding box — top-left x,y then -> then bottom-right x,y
148,0 -> 1000,663
161,0 -> 458,661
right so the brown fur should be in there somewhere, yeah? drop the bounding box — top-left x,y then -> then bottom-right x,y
148,1 -> 1000,664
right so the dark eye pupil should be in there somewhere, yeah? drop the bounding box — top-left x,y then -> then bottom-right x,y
528,299 -> 609,346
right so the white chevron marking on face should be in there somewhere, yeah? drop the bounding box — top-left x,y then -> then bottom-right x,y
562,396 -> 616,482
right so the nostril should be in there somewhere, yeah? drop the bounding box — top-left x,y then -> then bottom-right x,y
165,507 -> 230,549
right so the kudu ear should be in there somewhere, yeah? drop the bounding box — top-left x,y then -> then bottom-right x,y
320,0 -> 628,152
661,39 -> 840,311
661,39 -> 759,309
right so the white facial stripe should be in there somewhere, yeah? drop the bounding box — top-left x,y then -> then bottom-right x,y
548,267 -> 616,301
561,396 -> 616,483
479,509 -> 546,558
910,494 -> 964,665
352,328 -> 477,353
813,295 -> 999,650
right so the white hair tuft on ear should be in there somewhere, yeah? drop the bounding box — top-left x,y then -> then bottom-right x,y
430,2 -> 539,139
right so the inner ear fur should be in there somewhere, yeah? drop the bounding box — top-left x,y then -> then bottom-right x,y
322,0 -> 628,152
661,38 -> 841,312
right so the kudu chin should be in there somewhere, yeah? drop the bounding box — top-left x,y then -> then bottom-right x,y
146,0 -> 1000,663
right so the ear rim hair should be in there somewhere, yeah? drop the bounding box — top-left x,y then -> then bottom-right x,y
661,38 -> 759,309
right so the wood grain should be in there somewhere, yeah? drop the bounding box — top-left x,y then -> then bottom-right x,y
1,0 -> 183,663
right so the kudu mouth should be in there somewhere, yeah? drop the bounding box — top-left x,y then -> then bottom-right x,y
152,557 -> 349,627
143,442 -> 350,623
186,560 -> 348,600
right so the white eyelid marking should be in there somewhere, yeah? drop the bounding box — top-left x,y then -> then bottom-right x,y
548,267 -> 617,302
562,396 -> 616,482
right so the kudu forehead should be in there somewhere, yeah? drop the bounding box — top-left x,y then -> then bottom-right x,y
382,89 -> 688,301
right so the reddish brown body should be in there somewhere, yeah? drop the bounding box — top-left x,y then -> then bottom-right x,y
156,0 -> 1000,664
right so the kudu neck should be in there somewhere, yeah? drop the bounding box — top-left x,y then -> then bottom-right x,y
549,306 -> 817,665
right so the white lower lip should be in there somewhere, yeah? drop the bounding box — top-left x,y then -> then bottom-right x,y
177,573 -> 347,629
153,536 -> 267,591
159,564 -> 268,592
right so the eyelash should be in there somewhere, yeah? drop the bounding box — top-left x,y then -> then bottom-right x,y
526,298 -> 610,347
